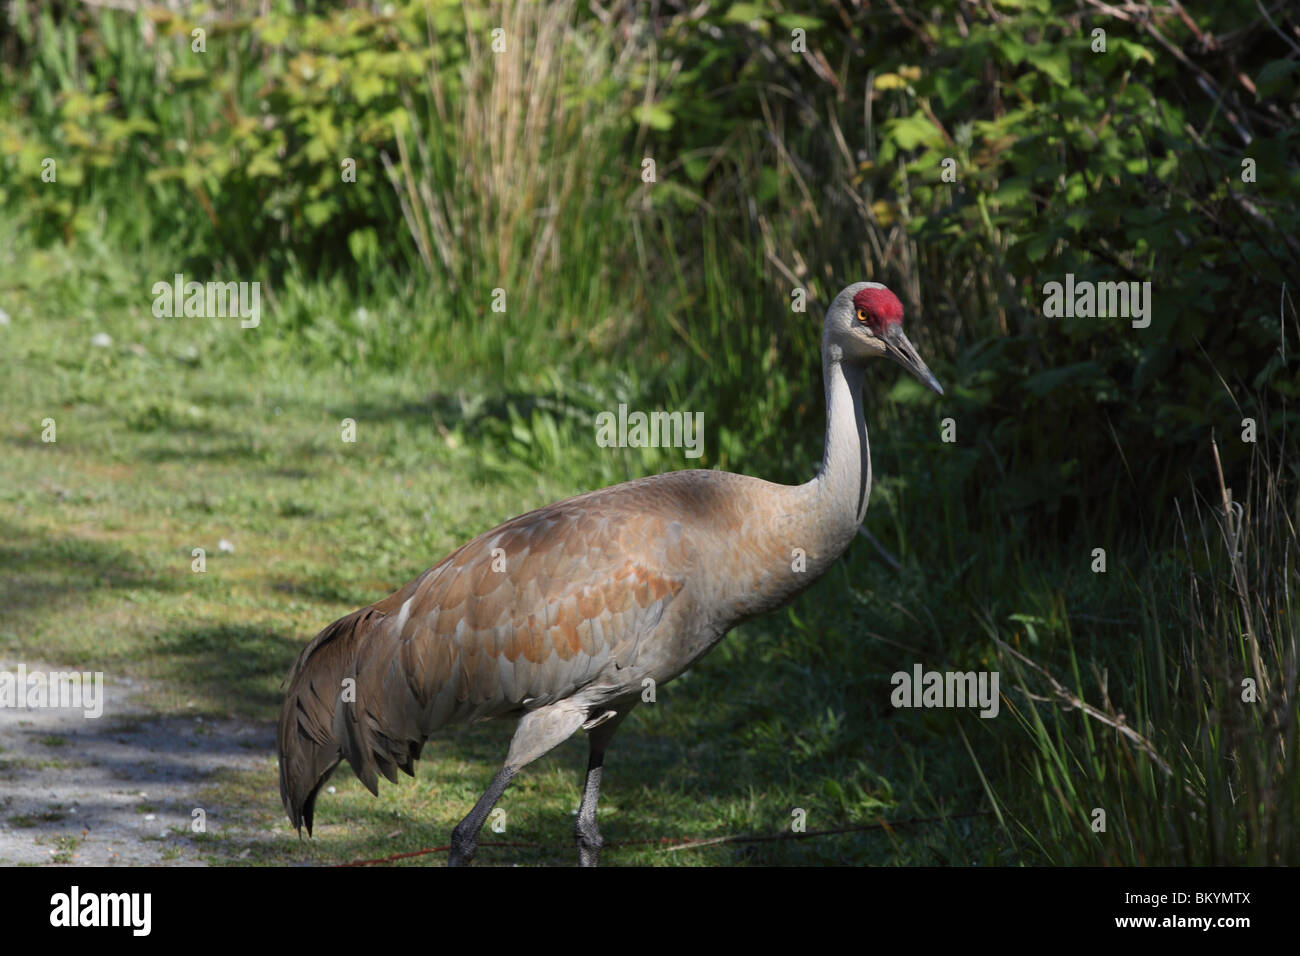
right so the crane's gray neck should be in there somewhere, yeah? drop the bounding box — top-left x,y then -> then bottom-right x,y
809,345 -> 870,538
700,336 -> 871,626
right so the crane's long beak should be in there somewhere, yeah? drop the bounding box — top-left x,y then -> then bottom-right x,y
885,327 -> 944,395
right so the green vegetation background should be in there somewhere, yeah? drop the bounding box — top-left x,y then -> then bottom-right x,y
0,0 -> 1296,865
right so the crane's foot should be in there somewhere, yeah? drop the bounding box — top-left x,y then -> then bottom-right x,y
447,765 -> 518,867
576,837 -> 602,867
575,819 -> 602,867
447,823 -> 477,867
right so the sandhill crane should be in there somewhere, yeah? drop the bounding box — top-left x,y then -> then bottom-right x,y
278,282 -> 942,866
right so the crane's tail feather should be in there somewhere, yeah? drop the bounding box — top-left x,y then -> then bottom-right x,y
278,605 -> 419,835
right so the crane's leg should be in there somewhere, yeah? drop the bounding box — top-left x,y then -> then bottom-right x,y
574,709 -> 628,868
447,701 -> 588,867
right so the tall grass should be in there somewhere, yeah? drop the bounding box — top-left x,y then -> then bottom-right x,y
982,436 -> 1299,864
382,0 -> 644,375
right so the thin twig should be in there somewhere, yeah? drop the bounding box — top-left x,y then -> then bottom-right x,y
334,812 -> 991,865
857,526 -> 902,571
1255,0 -> 1300,57
663,812 -> 990,852
1211,437 -> 1268,693
992,634 -> 1175,778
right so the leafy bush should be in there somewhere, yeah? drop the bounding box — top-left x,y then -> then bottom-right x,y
628,0 -> 1299,532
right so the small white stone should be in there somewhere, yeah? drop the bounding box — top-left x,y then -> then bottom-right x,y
218,538 -> 235,553
0,308 -> 10,325
91,332 -> 113,348
326,786 -> 336,794
144,814 -> 156,821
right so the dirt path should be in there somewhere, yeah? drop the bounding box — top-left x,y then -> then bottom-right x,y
0,660 -> 276,865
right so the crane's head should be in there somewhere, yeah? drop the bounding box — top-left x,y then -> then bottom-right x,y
825,282 -> 943,395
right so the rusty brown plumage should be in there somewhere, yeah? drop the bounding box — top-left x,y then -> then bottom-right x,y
278,474 -> 693,833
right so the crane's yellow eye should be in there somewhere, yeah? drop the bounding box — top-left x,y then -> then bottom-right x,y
856,308 -> 869,322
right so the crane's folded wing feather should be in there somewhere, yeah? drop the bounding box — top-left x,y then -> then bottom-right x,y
325,501 -> 687,794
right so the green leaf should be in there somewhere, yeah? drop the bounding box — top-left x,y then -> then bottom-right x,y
638,104 -> 674,131
1023,231 -> 1055,262
887,114 -> 942,151
997,31 -> 1029,66
775,14 -> 821,31
723,3 -> 766,23
348,227 -> 379,266
1064,208 -> 1091,232
1256,59 -> 1299,98
887,375 -> 935,404
303,200 -> 333,227
992,175 -> 1031,207
1022,361 -> 1105,397
1025,45 -> 1071,87
683,156 -> 709,183
1111,38 -> 1155,65
246,152 -> 282,178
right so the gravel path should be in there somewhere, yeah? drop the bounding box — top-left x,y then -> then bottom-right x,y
0,660 -> 276,865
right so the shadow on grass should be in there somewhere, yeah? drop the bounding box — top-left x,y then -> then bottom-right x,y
329,389 -> 603,438
142,623 -> 308,718
0,517 -> 172,627
269,574 -> 379,609
132,439 -> 273,465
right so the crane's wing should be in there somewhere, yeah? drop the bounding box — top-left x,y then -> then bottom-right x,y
374,502 -> 688,723
279,491 -> 691,820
